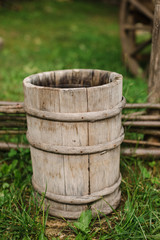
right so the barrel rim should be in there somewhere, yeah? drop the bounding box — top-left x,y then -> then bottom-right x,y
23,69 -> 123,91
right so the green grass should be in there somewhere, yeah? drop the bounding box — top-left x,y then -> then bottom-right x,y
0,149 -> 49,240
1,1 -> 158,239
0,0 -> 147,103
1,149 -> 160,239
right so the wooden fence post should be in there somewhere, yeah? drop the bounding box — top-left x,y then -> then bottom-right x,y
0,37 -> 3,50
148,0 -> 160,104
147,0 -> 160,142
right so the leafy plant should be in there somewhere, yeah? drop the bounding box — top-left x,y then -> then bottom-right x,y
68,210 -> 93,240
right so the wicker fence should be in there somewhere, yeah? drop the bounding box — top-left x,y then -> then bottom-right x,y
1,101 -> 160,158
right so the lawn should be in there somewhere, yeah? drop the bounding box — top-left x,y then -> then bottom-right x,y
1,0 -> 160,240
0,0 -> 147,103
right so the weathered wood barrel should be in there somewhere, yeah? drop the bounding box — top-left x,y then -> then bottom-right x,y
23,69 -> 125,219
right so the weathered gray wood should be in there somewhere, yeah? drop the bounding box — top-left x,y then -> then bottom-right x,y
123,121 -> 160,127
148,0 -> 160,104
0,108 -> 25,114
125,103 -> 160,109
88,75 -> 122,213
28,86 -> 67,213
0,142 -> 29,150
58,84 -> 89,213
0,121 -> 26,127
121,147 -> 160,158
122,114 -> 160,120
147,0 -> 160,142
123,139 -> 160,147
23,69 -> 125,218
0,130 -> 26,135
24,71 -> 91,216
0,101 -> 23,106
2,101 -> 160,111
0,116 -> 26,121
127,128 -> 160,136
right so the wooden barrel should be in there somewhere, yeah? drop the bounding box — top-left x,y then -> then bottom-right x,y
23,69 -> 125,219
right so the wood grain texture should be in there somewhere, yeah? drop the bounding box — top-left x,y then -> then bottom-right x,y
2,101 -> 160,110
88,78 -> 122,211
58,85 -> 89,213
148,0 -> 160,104
0,142 -> 29,150
121,147 -> 160,158
147,0 -> 160,142
23,69 -> 124,218
32,175 -> 121,204
2,99 -> 160,157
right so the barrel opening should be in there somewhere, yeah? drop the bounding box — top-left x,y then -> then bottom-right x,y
30,70 -> 120,88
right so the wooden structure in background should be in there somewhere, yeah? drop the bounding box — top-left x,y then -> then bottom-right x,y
0,101 -> 28,150
0,37 -> 3,50
120,0 -> 154,78
148,0 -> 160,105
146,0 -> 160,142
1,101 -> 160,158
122,102 -> 160,157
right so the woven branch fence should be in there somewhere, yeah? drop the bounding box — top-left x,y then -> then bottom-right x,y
0,101 -> 160,158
